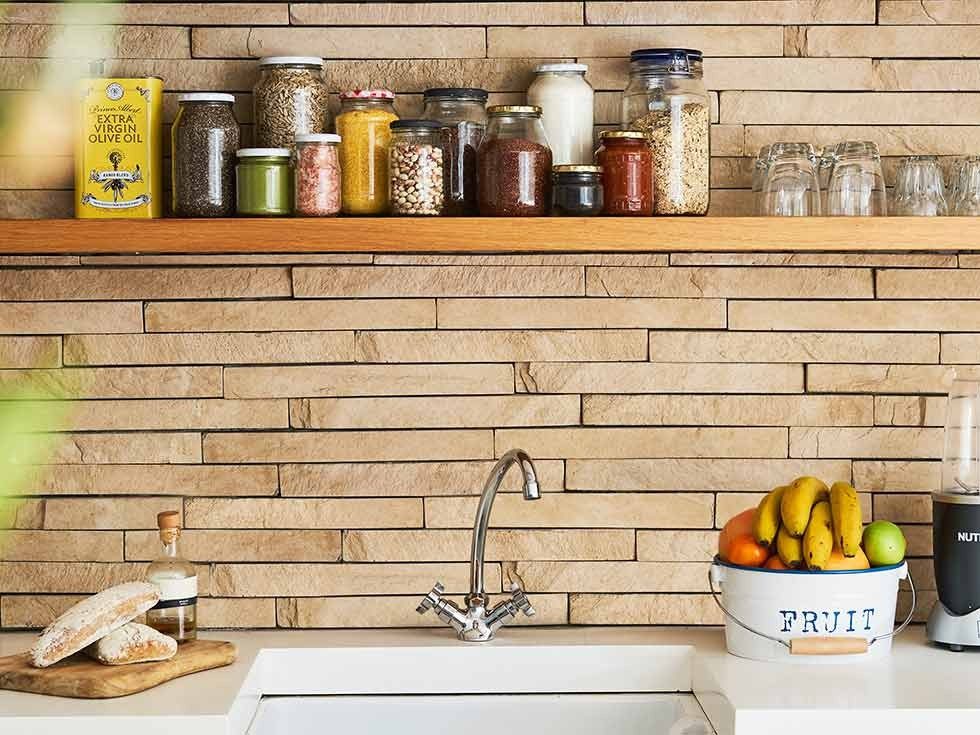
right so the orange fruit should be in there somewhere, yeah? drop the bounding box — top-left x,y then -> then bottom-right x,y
726,533 -> 770,567
764,555 -> 789,570
719,508 -> 756,561
824,546 -> 871,571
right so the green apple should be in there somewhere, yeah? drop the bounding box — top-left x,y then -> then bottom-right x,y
862,521 -> 907,567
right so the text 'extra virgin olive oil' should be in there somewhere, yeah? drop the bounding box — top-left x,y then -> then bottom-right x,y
76,77 -> 163,218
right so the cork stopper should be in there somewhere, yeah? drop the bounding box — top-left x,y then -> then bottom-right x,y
157,511 -> 180,529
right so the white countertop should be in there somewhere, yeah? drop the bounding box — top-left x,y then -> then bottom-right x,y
1,626 -> 977,735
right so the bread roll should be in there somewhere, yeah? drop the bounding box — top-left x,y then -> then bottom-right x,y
29,582 -> 159,668
85,623 -> 177,665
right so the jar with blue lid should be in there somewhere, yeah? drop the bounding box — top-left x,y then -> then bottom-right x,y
235,148 -> 292,216
622,48 -> 710,215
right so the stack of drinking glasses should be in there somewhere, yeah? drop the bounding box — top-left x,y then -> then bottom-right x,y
949,156 -> 980,215
892,156 -> 947,216
753,142 -> 980,216
753,140 -> 887,216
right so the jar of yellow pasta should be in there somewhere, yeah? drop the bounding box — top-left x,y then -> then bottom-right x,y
336,89 -> 399,215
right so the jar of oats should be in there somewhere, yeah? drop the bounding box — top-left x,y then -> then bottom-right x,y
622,48 -> 710,215
253,57 -> 331,149
336,89 -> 399,215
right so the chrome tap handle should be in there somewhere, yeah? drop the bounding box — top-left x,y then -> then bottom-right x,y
509,583 -> 535,617
417,582 -> 445,614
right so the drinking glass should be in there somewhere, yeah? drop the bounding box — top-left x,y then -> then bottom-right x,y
751,145 -> 771,215
952,157 -> 980,216
825,141 -> 887,216
891,155 -> 947,216
948,157 -> 965,212
942,379 -> 980,495
759,142 -> 821,216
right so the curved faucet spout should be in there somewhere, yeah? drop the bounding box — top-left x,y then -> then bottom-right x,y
469,449 -> 539,601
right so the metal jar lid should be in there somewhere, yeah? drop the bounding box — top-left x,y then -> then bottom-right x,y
236,147 -> 291,158
554,165 -> 602,173
600,130 -> 647,139
487,104 -> 542,116
295,133 -> 341,144
178,92 -> 235,104
258,56 -> 324,68
423,87 -> 489,101
535,63 -> 588,74
389,119 -> 442,130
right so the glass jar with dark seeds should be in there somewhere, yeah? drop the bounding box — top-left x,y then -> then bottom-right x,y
171,93 -> 240,217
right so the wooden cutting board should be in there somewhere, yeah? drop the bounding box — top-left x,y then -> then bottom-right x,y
0,639 -> 237,699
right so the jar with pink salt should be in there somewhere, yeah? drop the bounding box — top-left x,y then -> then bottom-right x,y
293,133 -> 341,216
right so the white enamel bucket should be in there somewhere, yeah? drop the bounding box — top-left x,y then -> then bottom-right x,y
709,557 -> 915,663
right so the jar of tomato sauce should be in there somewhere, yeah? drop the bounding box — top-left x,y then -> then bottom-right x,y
595,130 -> 653,216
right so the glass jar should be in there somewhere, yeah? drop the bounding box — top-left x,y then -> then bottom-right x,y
477,105 -> 553,217
253,57 -> 331,149
422,88 -> 488,216
552,165 -> 603,216
294,133 -> 341,217
595,131 -> 653,216
335,90 -> 399,215
527,63 -> 594,166
235,148 -> 292,216
171,93 -> 239,217
388,120 -> 445,216
622,48 -> 710,215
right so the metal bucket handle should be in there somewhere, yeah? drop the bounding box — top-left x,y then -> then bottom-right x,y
708,560 -> 916,656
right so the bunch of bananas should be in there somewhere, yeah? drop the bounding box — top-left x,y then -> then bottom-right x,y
752,477 -> 863,570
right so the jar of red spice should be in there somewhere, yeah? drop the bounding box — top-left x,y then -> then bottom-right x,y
596,130 -> 654,216
477,105 -> 552,216
293,133 -> 341,216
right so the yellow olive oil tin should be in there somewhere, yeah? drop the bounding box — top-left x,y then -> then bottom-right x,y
76,77 -> 163,218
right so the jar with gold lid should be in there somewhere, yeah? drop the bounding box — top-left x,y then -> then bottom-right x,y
596,130 -> 653,216
552,165 -> 603,216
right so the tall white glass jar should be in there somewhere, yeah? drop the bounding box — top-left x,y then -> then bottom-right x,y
527,63 -> 594,166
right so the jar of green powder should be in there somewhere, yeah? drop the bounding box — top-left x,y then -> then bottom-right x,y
235,148 -> 293,216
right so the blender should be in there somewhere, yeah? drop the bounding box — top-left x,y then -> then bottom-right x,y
927,379 -> 980,650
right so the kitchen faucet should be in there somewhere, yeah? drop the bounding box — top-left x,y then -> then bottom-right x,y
417,448 -> 540,641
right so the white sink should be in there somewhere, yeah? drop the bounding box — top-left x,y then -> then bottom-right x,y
248,693 -> 714,735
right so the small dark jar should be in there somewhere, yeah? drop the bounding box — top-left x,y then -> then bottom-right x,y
596,130 -> 653,216
552,165 -> 603,216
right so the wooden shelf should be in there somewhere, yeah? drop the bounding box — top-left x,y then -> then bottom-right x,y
1,217 -> 979,254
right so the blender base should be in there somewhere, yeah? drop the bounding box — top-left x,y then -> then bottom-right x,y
926,602 -> 980,650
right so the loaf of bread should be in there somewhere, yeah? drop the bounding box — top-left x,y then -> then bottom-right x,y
85,623 -> 177,665
29,582 -> 160,668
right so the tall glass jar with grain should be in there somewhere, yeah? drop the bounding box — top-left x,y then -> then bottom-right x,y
622,48 -> 710,215
335,89 -> 399,215
253,57 -> 331,148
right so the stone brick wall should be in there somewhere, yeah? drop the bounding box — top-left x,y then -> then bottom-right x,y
0,2 -> 972,629
4,1 -> 980,215
0,249 -> 959,629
